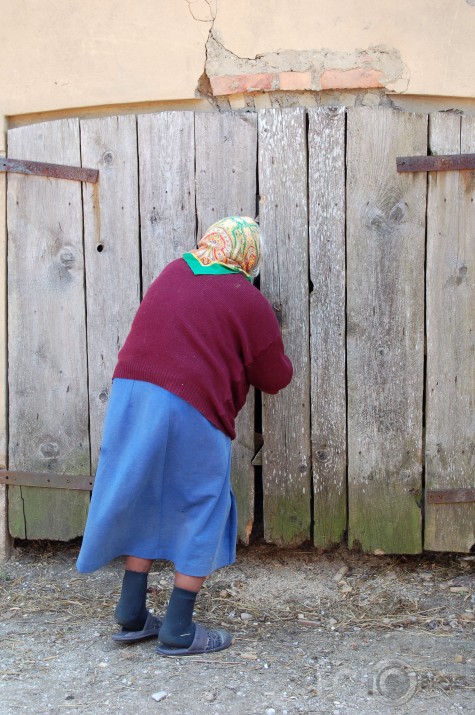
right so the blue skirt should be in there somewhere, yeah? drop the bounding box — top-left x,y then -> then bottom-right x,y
76,379 -> 237,576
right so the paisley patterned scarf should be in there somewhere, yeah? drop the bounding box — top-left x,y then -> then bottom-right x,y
187,216 -> 261,279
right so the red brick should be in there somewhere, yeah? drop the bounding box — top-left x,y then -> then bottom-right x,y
320,67 -> 383,90
210,73 -> 277,96
279,71 -> 313,91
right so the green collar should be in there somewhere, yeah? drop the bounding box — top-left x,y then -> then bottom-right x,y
182,253 -> 251,282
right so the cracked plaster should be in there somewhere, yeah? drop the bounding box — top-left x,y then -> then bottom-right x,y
204,31 -> 409,96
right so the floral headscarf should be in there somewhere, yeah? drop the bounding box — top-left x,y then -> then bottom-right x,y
190,216 -> 261,278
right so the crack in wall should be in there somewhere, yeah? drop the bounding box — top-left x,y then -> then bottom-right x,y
185,0 -> 217,25
199,29 -> 409,101
186,1 -> 220,107
189,3 -> 410,109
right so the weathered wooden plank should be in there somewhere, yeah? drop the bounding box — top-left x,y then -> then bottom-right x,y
195,113 -> 258,237
346,108 -> 426,554
0,138 -> 12,559
137,112 -> 196,292
258,108 -> 311,546
195,112 -> 258,544
425,112 -> 475,553
81,116 -> 140,469
7,120 -> 90,540
308,107 -> 347,547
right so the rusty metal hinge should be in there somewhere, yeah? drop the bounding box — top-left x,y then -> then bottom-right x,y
397,153 -> 475,173
0,157 -> 99,183
426,488 -> 475,504
0,470 -> 94,491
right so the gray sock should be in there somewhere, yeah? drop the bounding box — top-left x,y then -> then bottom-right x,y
114,570 -> 148,631
158,586 -> 197,647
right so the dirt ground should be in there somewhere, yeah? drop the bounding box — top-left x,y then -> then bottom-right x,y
1,541 -> 474,715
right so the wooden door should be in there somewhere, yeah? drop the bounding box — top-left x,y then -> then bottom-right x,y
425,112 -> 475,552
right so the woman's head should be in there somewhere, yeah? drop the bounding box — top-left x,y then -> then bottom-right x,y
195,216 -> 262,278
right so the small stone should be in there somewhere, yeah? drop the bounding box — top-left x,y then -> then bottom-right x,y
220,589 -> 228,598
265,709 -> 276,715
373,549 -> 385,556
240,612 -> 253,621
333,566 -> 349,582
328,618 -> 338,626
98,662 -> 108,668
382,618 -> 391,625
151,691 -> 168,702
204,692 -> 216,701
454,654 -> 465,663
339,584 -> 353,593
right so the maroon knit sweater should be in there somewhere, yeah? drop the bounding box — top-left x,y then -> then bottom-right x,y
113,258 -> 293,439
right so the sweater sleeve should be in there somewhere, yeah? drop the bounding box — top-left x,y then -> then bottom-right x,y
245,337 -> 293,394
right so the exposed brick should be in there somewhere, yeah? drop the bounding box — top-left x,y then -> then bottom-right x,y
210,73 -> 276,96
320,67 -> 383,90
228,93 -> 247,110
253,93 -> 273,110
279,71 -> 313,91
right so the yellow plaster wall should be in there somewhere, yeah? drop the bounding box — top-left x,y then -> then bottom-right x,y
213,0 -> 475,98
1,0 -> 475,120
0,0 -> 209,117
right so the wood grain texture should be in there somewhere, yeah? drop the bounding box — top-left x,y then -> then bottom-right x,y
0,169 -> 6,470
137,112 -> 196,292
308,107 -> 347,547
0,160 -> 12,558
425,112 -> 475,553
195,112 -> 258,238
258,108 -> 311,546
7,120 -> 90,539
195,112 -> 258,544
81,115 -> 140,469
346,108 -> 426,554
